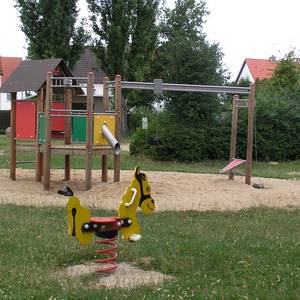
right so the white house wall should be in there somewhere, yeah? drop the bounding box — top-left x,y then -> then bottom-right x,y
237,64 -> 254,83
0,90 -> 29,110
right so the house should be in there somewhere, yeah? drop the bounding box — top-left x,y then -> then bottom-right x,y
72,48 -> 107,112
0,49 -> 107,111
0,56 -> 22,110
236,57 -> 278,84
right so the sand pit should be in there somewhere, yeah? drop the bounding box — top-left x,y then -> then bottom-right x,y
1,168 -> 300,211
60,262 -> 173,289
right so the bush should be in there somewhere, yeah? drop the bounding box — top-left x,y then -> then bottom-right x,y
131,112 -> 232,162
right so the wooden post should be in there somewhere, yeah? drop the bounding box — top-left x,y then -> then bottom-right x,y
102,76 -> 109,182
64,88 -> 72,181
245,84 -> 255,185
35,87 -> 44,182
229,95 -> 239,180
114,75 -> 121,182
85,72 -> 94,190
9,92 -> 17,180
43,72 -> 52,190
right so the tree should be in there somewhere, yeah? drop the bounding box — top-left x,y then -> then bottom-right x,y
15,0 -> 88,69
87,0 -> 159,80
268,52 -> 300,93
130,0 -> 230,162
155,0 -> 227,123
87,0 -> 160,108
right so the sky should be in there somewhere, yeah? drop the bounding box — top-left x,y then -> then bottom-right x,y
0,0 -> 300,80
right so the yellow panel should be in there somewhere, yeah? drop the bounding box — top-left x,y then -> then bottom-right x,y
93,115 -> 116,145
66,196 -> 93,245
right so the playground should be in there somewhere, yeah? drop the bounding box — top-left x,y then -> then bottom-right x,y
1,61 -> 300,298
1,168 -> 300,210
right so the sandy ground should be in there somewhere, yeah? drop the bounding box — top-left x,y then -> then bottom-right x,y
58,262 -> 174,289
1,168 -> 300,211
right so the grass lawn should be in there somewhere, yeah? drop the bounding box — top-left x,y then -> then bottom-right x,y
1,205 -> 300,299
1,135 -> 300,180
1,135 -> 300,298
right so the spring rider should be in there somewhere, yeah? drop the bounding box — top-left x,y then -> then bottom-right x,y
66,167 -> 155,272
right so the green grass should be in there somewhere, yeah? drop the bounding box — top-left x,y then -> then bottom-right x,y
1,135 -> 300,180
1,205 -> 300,299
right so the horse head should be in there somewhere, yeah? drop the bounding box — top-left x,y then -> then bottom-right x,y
118,166 -> 155,241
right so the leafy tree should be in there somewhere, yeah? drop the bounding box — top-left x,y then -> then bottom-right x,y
86,0 -> 160,81
155,0 -> 227,123
268,52 -> 300,93
87,0 -> 161,131
15,0 -> 88,69
131,0 -> 230,161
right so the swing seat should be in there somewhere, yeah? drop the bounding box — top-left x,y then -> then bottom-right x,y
219,158 -> 246,174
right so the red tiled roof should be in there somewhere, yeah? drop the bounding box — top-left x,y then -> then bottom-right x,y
245,58 -> 278,81
0,56 -> 22,85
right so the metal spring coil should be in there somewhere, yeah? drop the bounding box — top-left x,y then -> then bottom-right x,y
95,237 -> 118,272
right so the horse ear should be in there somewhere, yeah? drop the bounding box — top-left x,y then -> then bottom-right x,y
135,166 -> 140,177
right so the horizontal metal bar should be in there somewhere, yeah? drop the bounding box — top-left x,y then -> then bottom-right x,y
121,81 -> 154,90
106,81 -> 116,88
120,81 -> 250,94
162,83 -> 250,94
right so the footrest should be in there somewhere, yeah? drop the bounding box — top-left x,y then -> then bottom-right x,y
219,159 -> 246,174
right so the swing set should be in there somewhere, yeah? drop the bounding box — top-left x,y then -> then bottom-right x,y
104,78 -> 255,184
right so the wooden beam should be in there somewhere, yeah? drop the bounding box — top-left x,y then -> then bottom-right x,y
114,75 -> 121,182
229,95 -> 239,180
102,76 -> 109,181
43,72 -> 52,190
9,92 -> 17,180
245,84 -> 255,184
85,72 -> 94,190
102,155 -> 108,182
64,88 -> 72,181
102,76 -> 109,182
35,87 -> 44,182
103,76 -> 109,112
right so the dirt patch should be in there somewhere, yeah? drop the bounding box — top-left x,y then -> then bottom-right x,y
60,262 -> 173,289
1,169 -> 300,211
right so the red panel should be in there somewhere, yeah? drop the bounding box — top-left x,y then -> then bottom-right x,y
16,101 -> 36,139
51,102 -> 65,131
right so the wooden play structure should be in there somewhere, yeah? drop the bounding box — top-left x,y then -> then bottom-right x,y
1,58 -> 255,188
0,59 -> 122,190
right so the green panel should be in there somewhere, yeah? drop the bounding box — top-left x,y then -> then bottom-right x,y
72,116 -> 86,143
38,112 -> 45,144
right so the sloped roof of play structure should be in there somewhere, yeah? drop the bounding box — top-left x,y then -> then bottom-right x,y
0,58 -> 74,93
72,48 -> 106,84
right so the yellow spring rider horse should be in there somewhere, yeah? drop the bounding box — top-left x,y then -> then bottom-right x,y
67,166 -> 155,245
